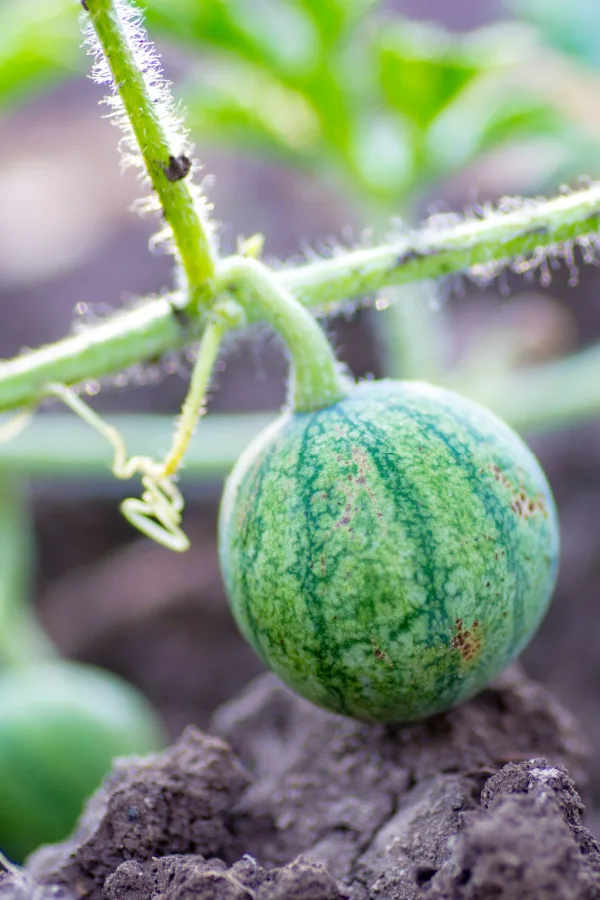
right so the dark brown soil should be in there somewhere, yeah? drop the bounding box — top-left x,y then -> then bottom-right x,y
2,666 -> 599,900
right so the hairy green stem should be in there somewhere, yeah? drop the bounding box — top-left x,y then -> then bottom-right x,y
276,183 -> 600,308
1,183 -> 600,412
0,476 -> 57,668
86,0 -> 217,299
217,256 -> 348,412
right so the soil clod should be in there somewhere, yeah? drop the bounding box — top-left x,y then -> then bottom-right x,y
19,667 -> 599,900
104,855 -> 348,900
28,726 -> 250,898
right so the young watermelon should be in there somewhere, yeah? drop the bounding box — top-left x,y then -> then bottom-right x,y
0,661 -> 164,862
218,379 -> 559,723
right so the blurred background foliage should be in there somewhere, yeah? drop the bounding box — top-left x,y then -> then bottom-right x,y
2,0 -> 600,208
3,0 -> 600,843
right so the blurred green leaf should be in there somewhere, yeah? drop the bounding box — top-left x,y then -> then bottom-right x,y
347,109 -> 414,198
1,0 -> 597,212
0,0 -> 80,108
294,0 -> 379,45
183,57 -> 322,162
146,0 -> 322,80
425,71 -> 563,175
373,20 -> 540,126
375,18 -> 483,129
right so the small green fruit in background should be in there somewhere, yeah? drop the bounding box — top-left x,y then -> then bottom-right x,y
0,661 -> 164,862
219,379 -> 559,723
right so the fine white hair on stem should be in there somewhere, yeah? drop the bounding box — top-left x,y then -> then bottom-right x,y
83,0 -> 216,258
84,0 -> 190,172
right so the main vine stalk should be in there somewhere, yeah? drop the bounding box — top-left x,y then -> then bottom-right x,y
1,181 -> 600,413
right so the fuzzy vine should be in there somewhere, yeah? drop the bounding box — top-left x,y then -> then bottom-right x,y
83,0 -> 217,305
1,183 -> 600,413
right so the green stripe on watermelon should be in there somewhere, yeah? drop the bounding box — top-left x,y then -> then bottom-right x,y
218,379 -> 559,723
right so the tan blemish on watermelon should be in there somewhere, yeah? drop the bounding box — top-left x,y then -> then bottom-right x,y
489,464 -> 549,520
370,637 -> 394,669
452,618 -> 483,663
331,447 -> 386,535
510,491 -> 549,520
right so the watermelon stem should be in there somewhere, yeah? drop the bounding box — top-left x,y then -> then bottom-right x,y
216,256 -> 350,413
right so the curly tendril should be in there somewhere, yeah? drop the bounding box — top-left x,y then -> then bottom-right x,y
0,301 -> 242,551
121,473 -> 188,552
44,382 -> 190,552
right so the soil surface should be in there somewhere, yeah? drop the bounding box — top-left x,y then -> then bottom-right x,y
2,666 -> 599,900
